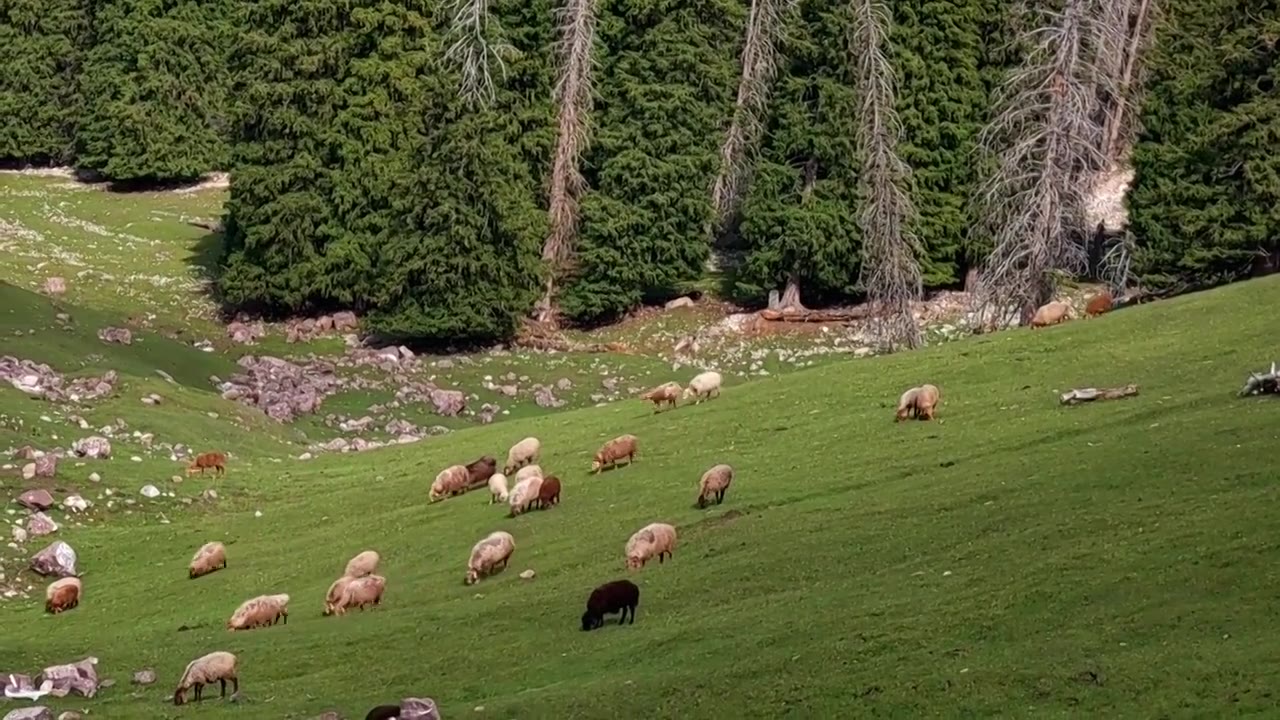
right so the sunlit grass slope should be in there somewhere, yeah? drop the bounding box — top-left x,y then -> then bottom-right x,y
4,277 -> 1279,719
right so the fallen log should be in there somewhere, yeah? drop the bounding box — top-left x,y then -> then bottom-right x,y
1239,362 -> 1279,397
758,306 -> 873,323
1059,384 -> 1140,405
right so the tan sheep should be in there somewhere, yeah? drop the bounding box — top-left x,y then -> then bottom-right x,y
641,381 -> 682,412
343,550 -> 380,578
465,530 -> 515,585
188,541 -> 227,579
591,434 -> 638,473
696,464 -> 734,508
227,593 -> 290,631
488,472 -> 510,504
514,464 -> 543,483
1030,300 -> 1072,328
682,370 -> 722,403
330,574 -> 386,615
508,476 -> 544,517
625,522 -> 678,570
45,576 -> 81,614
895,384 -> 941,422
430,464 -> 470,502
323,576 -> 356,616
173,650 -> 239,705
504,436 -> 541,475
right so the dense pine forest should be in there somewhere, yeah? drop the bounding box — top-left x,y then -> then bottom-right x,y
1,0 -> 1275,343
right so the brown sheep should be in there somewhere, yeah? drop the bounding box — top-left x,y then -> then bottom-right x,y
895,384 -> 941,422
186,451 -> 226,477
465,455 -> 498,490
536,475 -> 562,509
331,575 -> 386,615
189,541 -> 228,579
591,434 -> 638,473
696,464 -> 734,508
45,577 -> 81,614
640,382 -> 681,412
1085,291 -> 1113,318
173,651 -> 238,705
1030,300 -> 1072,328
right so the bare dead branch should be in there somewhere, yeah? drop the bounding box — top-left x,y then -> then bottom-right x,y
444,0 -> 514,107
710,0 -> 797,233
850,0 -> 923,350
535,0 -> 601,323
1099,0 -> 1160,163
1059,383 -> 1139,404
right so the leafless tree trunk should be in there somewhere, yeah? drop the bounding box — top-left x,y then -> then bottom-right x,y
535,0 -> 600,323
444,0 -> 513,107
710,0 -> 796,236
1097,0 -> 1159,164
968,0 -> 1121,328
850,0 -> 923,350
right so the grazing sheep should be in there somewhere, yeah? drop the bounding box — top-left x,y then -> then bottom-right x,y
625,523 -> 677,570
331,575 -> 386,615
682,370 -> 722,404
696,464 -> 734,508
641,382 -> 681,412
186,451 -> 227,477
465,531 -> 515,585
189,541 -> 227,579
591,434 -> 638,473
514,464 -> 543,483
227,593 -> 290,631
536,475 -> 562,509
366,706 -> 401,720
173,650 -> 239,705
323,576 -> 355,616
465,455 -> 498,489
343,550 -> 380,578
504,436 -> 541,475
429,464 -> 470,502
895,384 -> 941,422
1085,291 -> 1113,318
487,472 -> 510,504
582,579 -> 640,631
508,476 -> 544,516
1030,300 -> 1072,328
45,576 -> 81,614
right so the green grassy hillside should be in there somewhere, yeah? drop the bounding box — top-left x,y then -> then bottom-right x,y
4,276 -> 1279,719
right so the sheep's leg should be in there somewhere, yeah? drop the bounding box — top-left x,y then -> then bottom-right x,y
232,677 -> 239,694
629,604 -> 637,624
194,683 -> 203,702
219,679 -> 227,697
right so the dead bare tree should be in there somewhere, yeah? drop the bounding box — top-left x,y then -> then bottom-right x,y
444,0 -> 513,107
1096,0 -> 1159,164
850,0 -> 923,349
710,0 -> 796,236
534,0 -> 600,324
968,0 -> 1123,328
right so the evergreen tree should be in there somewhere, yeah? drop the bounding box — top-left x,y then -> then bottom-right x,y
0,0 -> 89,164
75,0 -> 234,182
558,0 -> 745,324
1127,0 -> 1279,290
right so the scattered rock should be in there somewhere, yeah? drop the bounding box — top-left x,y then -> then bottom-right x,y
38,656 -> 99,698
72,436 -> 111,459
57,712 -> 83,720
12,525 -> 28,543
4,707 -> 53,720
27,512 -> 58,537
602,377 -> 618,392
429,388 -> 466,417
519,569 -> 536,580
62,495 -> 89,513
17,489 -> 54,511
88,472 -> 101,483
33,454 -> 57,478
497,384 -> 518,397
201,489 -> 218,502
131,669 -> 156,685
42,277 -> 67,296
140,393 -> 162,405
22,463 -> 36,480
310,712 -> 345,720
96,327 -> 133,345
339,416 -> 375,433
30,540 -> 77,577
226,320 -> 265,344
384,418 -> 418,436
139,485 -> 160,499
555,377 -> 573,390
217,355 -> 342,423
332,311 -> 359,332
665,295 -> 695,310
436,358 -> 454,369
12,445 -> 38,461
0,359 -> 117,404
477,403 -> 499,424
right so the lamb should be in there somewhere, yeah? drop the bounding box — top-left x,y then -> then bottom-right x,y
172,650 -> 239,705
504,436 -> 541,475
1030,300 -> 1072,328
227,593 -> 290,630
186,451 -> 227,477
581,579 -> 640,631
487,472 -> 510,504
465,530 -> 515,585
625,522 -> 677,570
343,549 -> 380,578
894,384 -> 941,422
323,576 -> 356,616
1085,291 -> 1113,318
514,464 -> 543,483
465,455 -> 498,490
682,370 -> 722,404
330,574 -> 386,615
508,476 -> 544,516
536,475 -> 562,509
591,434 -> 638,473
429,464 -> 470,502
189,541 -> 227,579
45,576 -> 81,614
696,464 -> 734,508
640,382 -> 681,412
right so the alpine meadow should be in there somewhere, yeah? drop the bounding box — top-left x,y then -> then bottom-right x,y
1,0 -> 1278,718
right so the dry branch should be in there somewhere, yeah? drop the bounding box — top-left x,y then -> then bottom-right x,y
969,0 -> 1122,328
444,0 -> 513,107
536,0 -> 601,323
710,0 -> 796,232
1239,363 -> 1280,397
1097,0 -> 1159,163
1059,383 -> 1139,405
758,307 -> 873,323
850,0 -> 923,350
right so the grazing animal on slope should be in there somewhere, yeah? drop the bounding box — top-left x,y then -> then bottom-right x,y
365,705 -> 402,720
508,476 -> 543,516
641,382 -> 681,412
696,464 -> 734,508
1030,300 -> 1072,328
683,371 -> 723,404
227,593 -> 289,630
514,464 -> 543,483
430,464 -> 470,502
536,475 -> 562,508
591,434 -> 638,473
465,455 -> 498,490
173,650 -> 239,705
45,576 -> 82,614
1085,291 -> 1113,318
625,522 -> 677,570
895,384 -> 941,422
488,472 -> 510,504
187,451 -> 226,477
189,541 -> 228,579
343,549 -> 380,578
504,436 -> 541,475
323,576 -> 355,616
465,531 -> 515,585
582,579 -> 640,631
331,575 -> 386,615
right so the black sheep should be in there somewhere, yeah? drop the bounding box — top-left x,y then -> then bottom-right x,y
366,705 -> 401,720
581,579 -> 640,631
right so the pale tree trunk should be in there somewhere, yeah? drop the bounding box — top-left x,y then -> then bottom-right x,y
771,157 -> 818,312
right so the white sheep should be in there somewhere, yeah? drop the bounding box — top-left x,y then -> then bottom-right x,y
227,593 -> 289,630
487,472 -> 510,504
514,464 -> 543,483
465,531 -> 515,585
188,541 -> 227,579
696,464 -> 734,508
343,550 -> 380,578
508,476 -> 544,516
331,574 -> 386,615
173,650 -> 239,705
683,371 -> 722,403
323,576 -> 355,616
504,436 -> 541,475
430,464 -> 470,502
625,522 -> 678,569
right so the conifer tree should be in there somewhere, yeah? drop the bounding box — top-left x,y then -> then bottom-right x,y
0,0 -> 88,164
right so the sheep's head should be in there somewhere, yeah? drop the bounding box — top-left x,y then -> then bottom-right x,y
590,456 -> 603,472
625,555 -> 643,570
682,386 -> 696,399
464,569 -> 479,586
503,463 -> 516,475
173,688 -> 187,706
581,611 -> 601,631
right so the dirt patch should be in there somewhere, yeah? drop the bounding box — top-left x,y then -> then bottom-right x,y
687,508 -> 745,531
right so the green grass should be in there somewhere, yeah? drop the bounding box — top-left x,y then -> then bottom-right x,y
3,274 -> 1278,719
